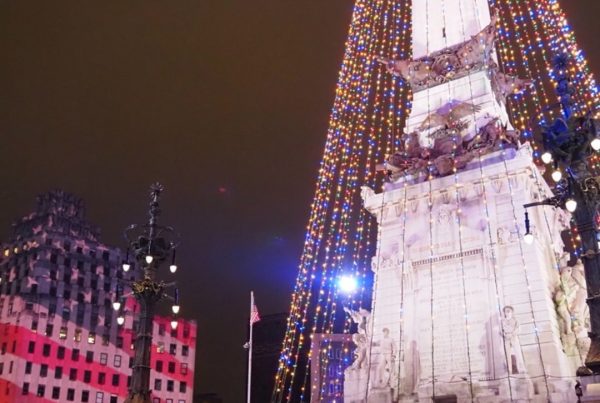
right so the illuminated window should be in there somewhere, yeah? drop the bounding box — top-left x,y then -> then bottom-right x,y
59,327 -> 67,339
156,342 -> 165,353
3,249 -> 9,257
74,329 -> 82,342
88,332 -> 96,344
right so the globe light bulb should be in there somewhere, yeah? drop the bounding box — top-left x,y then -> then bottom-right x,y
145,255 -> 153,264
117,316 -> 125,326
551,170 -> 562,182
170,320 -> 178,330
122,263 -> 131,272
112,301 -> 121,311
524,233 -> 534,245
541,152 -> 553,164
169,264 -> 177,274
592,138 -> 600,151
565,199 -> 577,213
172,305 -> 180,314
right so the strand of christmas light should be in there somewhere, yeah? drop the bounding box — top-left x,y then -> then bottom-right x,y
274,1 -> 414,400
476,154 -> 515,398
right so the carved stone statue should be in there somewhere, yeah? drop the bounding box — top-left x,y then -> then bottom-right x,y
554,256 -> 590,357
375,328 -> 396,387
501,306 -> 526,375
490,69 -> 535,105
349,333 -> 368,370
345,307 -> 371,337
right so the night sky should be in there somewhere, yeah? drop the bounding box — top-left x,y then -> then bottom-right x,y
0,2 -> 598,402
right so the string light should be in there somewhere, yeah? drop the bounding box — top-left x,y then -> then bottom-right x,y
275,0 -> 599,400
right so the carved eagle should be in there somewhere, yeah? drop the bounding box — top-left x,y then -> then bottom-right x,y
418,100 -> 482,131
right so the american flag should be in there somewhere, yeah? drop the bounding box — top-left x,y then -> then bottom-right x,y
250,292 -> 260,325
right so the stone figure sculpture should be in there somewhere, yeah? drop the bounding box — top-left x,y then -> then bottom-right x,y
376,11 -> 498,89
418,100 -> 482,133
554,256 -> 590,357
490,69 -> 535,105
350,333 -> 368,370
344,307 -> 371,337
375,328 -> 396,387
501,306 -> 526,374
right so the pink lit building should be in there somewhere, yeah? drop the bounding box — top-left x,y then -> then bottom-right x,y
0,191 -> 196,403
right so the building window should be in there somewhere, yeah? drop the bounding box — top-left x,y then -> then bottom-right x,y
37,384 -> 45,397
40,363 -> 48,377
86,351 -> 94,363
74,328 -> 82,342
100,352 -> 108,365
166,399 -> 173,403
116,336 -> 123,348
27,341 -> 35,354
168,362 -> 175,373
45,324 -> 53,336
156,360 -> 163,372
22,382 -> 29,395
181,363 -> 188,375
95,391 -> 104,403
183,326 -> 190,338
112,374 -> 119,387
59,326 -> 67,339
154,379 -> 162,391
88,332 -> 96,344
84,370 -> 91,383
114,354 -> 122,368
171,327 -> 178,337
69,368 -> 77,381
25,361 -> 32,374
179,382 -> 187,393
156,342 -> 165,353
42,343 -> 51,357
55,366 -> 63,379
57,346 -> 65,359
152,399 -> 161,403
167,380 -> 174,392
169,343 -> 176,355
52,387 -> 60,399
110,396 -> 117,403
82,390 -> 90,402
102,334 -> 109,346
98,372 -> 106,385
67,388 -> 75,401
0,363 -> 3,375
31,320 -> 38,331
72,349 -> 80,361
182,345 -> 189,356
158,324 -> 165,336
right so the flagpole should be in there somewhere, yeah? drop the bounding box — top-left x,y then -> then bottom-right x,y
247,291 -> 254,403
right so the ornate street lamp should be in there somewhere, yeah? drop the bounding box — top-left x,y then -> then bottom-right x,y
116,183 -> 182,403
523,54 -> 600,375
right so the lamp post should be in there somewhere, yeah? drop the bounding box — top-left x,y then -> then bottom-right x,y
117,183 -> 181,403
523,54 -> 600,375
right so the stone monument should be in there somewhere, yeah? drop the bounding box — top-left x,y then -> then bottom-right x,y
344,1 -> 588,402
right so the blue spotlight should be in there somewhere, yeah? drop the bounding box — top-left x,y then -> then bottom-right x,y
338,275 -> 358,294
